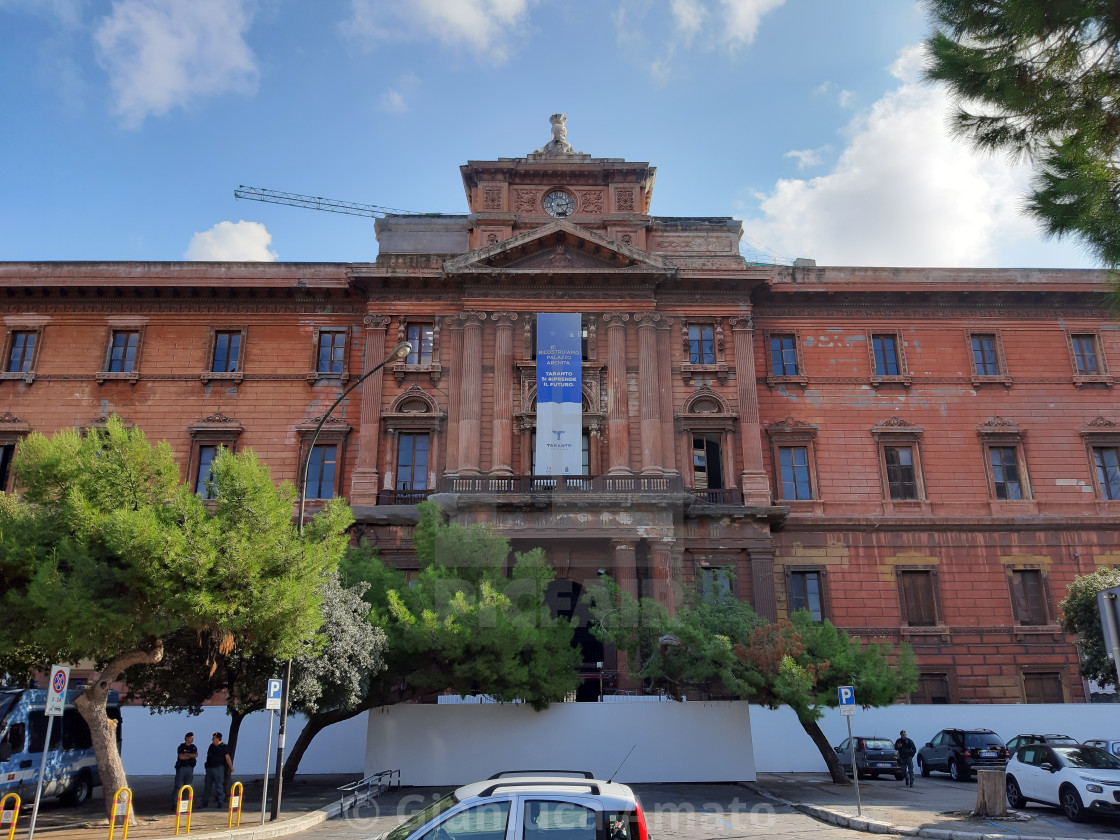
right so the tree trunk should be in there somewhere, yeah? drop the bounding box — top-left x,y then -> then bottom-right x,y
797,713 -> 851,785
975,769 -> 1006,817
73,640 -> 165,817
282,706 -> 361,781
227,708 -> 247,761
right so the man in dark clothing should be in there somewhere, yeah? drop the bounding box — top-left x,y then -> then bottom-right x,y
895,729 -> 917,786
173,732 -> 197,800
201,732 -> 234,808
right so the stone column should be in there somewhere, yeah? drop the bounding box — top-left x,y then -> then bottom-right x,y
635,313 -> 662,474
349,314 -> 390,504
444,316 -> 463,475
603,313 -> 631,474
612,539 -> 638,599
748,544 -> 777,622
490,312 -> 516,475
649,541 -> 676,615
657,319 -> 677,474
457,311 -> 485,475
731,314 -> 771,504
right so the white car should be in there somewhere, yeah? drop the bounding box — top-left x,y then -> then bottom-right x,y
1005,744 -> 1120,822
1084,739 -> 1120,757
378,772 -> 649,840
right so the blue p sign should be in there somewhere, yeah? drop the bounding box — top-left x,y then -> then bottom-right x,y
838,685 -> 854,705
266,678 -> 283,710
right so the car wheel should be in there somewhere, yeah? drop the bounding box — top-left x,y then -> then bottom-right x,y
918,756 -> 930,777
1060,785 -> 1086,823
1005,776 -> 1026,809
61,771 -> 92,806
949,759 -> 969,782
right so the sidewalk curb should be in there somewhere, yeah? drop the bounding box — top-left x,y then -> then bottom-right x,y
748,783 -> 1106,840
143,796 -> 348,840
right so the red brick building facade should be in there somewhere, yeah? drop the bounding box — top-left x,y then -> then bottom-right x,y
3,131 -> 1117,703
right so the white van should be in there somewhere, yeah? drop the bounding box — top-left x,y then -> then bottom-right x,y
0,688 -> 122,805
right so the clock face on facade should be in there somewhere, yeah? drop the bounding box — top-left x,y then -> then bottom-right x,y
542,190 -> 576,218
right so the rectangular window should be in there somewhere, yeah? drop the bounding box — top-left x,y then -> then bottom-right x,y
692,433 -> 724,490
770,334 -> 799,376
912,673 -> 951,704
1011,569 -> 1048,626
1072,335 -> 1100,374
700,568 -> 732,601
405,325 -> 434,365
898,570 -> 937,627
688,325 -> 715,364
195,445 -> 219,499
108,330 -> 139,372
7,330 -> 37,373
316,331 -> 346,374
1023,672 -> 1063,704
990,446 -> 1023,500
306,444 -> 338,499
779,446 -> 812,500
1095,447 -> 1120,500
789,570 -> 822,621
872,334 -> 901,376
211,331 -> 242,373
0,443 -> 13,493
971,334 -> 1000,376
884,445 -> 918,500
396,433 -> 430,492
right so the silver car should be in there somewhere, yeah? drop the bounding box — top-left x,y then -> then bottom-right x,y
379,772 -> 649,840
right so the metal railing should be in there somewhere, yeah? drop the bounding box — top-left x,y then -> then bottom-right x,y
690,488 -> 744,505
337,769 -> 400,812
441,474 -> 684,494
378,488 -> 435,505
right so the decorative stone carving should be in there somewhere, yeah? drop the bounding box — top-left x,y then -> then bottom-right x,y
767,416 -> 818,431
363,314 -> 390,328
1086,416 -> 1117,428
514,190 -> 537,213
620,233 -> 632,245
580,190 -> 604,214
486,233 -> 498,245
483,188 -> 503,211
531,113 -> 578,156
617,190 -> 635,212
0,411 -> 26,424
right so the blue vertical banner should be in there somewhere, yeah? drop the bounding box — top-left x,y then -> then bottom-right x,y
536,313 -> 582,475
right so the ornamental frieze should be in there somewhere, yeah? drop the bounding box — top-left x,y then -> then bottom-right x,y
514,190 -> 537,213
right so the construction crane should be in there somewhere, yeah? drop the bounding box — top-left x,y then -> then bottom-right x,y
233,185 -> 446,218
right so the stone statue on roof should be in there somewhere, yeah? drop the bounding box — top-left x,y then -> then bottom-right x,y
533,113 -> 578,156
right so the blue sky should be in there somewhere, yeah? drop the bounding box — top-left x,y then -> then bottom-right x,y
0,0 -> 1097,268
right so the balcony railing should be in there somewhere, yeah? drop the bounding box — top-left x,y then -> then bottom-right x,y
377,488 -> 435,505
689,488 -> 744,505
440,474 -> 684,494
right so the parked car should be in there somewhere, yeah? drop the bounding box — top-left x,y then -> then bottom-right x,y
379,772 -> 649,840
1005,734 -> 1079,755
916,728 -> 1010,781
1083,739 -> 1120,757
1005,743 -> 1120,822
834,736 -> 904,780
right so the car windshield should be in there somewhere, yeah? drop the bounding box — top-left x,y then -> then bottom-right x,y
1046,736 -> 1079,744
0,693 -> 18,729
964,734 -> 1004,748
383,793 -> 460,840
1054,746 -> 1120,770
864,740 -> 894,750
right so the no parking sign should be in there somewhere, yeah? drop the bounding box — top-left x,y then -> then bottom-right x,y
46,666 -> 69,717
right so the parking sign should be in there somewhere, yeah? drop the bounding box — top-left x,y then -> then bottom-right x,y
266,679 -> 283,711
837,684 -> 856,716
46,666 -> 69,717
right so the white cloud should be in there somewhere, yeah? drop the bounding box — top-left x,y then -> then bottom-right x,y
813,81 -> 853,108
838,89 -> 853,108
94,0 -> 259,129
380,73 -> 420,114
743,44 -> 1089,267
718,0 -> 786,49
670,0 -> 707,44
342,0 -> 532,64
185,221 -> 277,261
784,148 -> 825,169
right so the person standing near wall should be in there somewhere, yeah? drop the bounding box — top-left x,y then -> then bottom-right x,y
895,729 -> 917,787
201,732 -> 234,808
173,732 -> 197,800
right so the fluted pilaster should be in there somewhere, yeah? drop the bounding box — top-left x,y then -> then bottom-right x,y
457,311 -> 486,474
349,314 -> 390,504
635,313 -> 663,474
603,313 -> 631,474
490,312 -> 516,475
731,315 -> 771,504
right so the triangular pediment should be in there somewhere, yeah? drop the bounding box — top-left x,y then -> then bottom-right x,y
443,221 -> 677,275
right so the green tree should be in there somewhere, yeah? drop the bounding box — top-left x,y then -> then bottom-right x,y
923,1 -> 1120,266
1059,567 -> 1120,687
0,421 -> 351,813
281,501 -> 580,779
589,574 -> 917,784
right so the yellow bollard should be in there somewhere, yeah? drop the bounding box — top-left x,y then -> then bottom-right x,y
108,787 -> 132,840
174,785 -> 194,835
0,793 -> 20,840
227,782 -> 243,828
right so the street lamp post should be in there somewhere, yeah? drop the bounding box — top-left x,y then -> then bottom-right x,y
270,339 -> 412,820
